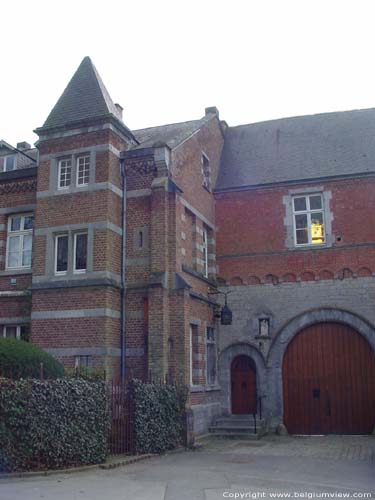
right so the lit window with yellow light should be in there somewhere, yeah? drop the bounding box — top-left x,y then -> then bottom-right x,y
293,195 -> 325,246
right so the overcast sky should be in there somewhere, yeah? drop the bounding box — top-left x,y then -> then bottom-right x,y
2,0 -> 375,147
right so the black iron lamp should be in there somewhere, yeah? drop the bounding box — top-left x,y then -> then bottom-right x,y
221,301 -> 233,325
209,289 -> 233,325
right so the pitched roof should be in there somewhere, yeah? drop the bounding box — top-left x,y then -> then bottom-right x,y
40,57 -> 127,132
216,108 -> 375,190
132,118 -> 205,150
0,140 -> 37,169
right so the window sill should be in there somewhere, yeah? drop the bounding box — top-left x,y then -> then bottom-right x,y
2,268 -> 32,276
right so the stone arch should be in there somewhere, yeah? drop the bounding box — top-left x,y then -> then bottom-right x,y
338,267 -> 354,279
218,343 -> 266,415
301,271 -> 315,281
357,267 -> 372,277
267,308 -> 375,427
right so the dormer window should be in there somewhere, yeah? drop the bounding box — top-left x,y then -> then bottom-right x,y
1,155 -> 16,172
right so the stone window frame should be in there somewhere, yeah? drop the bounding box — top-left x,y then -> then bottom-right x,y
52,150 -> 96,193
6,213 -> 34,271
189,323 -> 200,387
51,227 -> 93,277
133,226 -> 149,253
201,152 -> 211,192
202,227 -> 209,278
283,186 -> 333,250
205,325 -> 217,386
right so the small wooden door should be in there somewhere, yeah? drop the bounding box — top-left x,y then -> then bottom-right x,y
283,322 -> 375,434
231,355 -> 257,414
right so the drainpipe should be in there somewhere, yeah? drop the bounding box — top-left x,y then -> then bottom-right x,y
119,158 -> 127,385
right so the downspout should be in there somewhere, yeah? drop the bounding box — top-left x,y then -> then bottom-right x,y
119,158 -> 127,385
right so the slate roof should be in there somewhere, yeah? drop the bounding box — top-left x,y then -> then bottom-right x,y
40,57 -> 127,132
216,108 -> 375,190
132,118 -> 206,150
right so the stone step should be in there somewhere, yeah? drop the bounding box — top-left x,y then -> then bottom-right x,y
209,432 -> 261,440
214,418 -> 264,426
209,426 -> 260,434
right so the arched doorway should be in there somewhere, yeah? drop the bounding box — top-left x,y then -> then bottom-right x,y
231,355 -> 257,414
283,322 -> 375,434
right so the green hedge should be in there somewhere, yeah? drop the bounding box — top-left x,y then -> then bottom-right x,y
0,339 -> 64,379
0,378 -> 109,472
131,379 -> 188,454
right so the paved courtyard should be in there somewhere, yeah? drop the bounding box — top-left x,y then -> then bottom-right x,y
0,435 -> 374,500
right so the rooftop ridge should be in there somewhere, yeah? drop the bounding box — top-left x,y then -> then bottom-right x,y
227,107 -> 375,130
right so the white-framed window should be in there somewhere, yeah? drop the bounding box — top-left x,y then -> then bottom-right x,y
55,232 -> 88,275
55,234 -> 69,274
76,155 -> 90,186
2,325 -> 30,341
6,214 -> 33,269
58,158 -> 72,189
206,327 -> 217,386
1,155 -> 17,172
202,228 -> 208,278
292,194 -> 325,246
73,232 -> 88,273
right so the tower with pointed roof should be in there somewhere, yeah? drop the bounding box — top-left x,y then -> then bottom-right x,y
31,57 -> 139,376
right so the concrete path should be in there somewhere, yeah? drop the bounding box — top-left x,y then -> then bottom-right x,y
1,435 -> 374,500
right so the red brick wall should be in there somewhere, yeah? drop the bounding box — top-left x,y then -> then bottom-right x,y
215,177 -> 375,284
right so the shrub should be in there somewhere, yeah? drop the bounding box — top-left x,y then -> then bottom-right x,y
0,378 -> 109,472
0,339 -> 64,379
131,379 -> 188,454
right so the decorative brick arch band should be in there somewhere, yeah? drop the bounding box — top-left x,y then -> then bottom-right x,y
218,343 -> 266,415
266,308 -> 375,426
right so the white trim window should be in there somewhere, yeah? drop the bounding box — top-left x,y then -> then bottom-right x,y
76,155 -> 90,186
73,232 -> 88,273
206,327 -> 217,386
202,228 -> 208,278
293,194 -> 325,246
55,232 -> 88,275
3,325 -> 30,341
6,214 -> 33,269
1,155 -> 17,172
58,158 -> 72,189
55,234 -> 69,274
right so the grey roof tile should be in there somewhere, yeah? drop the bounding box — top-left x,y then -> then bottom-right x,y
41,57 -> 123,130
216,108 -> 375,190
132,119 -> 205,150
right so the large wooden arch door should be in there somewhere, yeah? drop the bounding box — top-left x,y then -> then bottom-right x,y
283,322 -> 375,434
231,355 -> 257,414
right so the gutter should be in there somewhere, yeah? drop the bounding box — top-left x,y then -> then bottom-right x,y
119,157 -> 127,385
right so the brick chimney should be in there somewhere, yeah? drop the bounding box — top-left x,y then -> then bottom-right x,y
17,141 -> 31,151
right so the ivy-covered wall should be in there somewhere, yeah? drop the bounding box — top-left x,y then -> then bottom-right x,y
0,378 -> 109,472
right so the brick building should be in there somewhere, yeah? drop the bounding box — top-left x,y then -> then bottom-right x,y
1,57 -> 375,435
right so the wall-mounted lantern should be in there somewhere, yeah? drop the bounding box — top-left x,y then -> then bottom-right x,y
209,290 -> 233,325
221,293 -> 233,325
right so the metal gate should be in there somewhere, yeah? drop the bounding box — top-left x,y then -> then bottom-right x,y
109,381 -> 135,454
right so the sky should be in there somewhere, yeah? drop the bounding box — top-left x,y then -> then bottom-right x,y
2,0 -> 375,147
